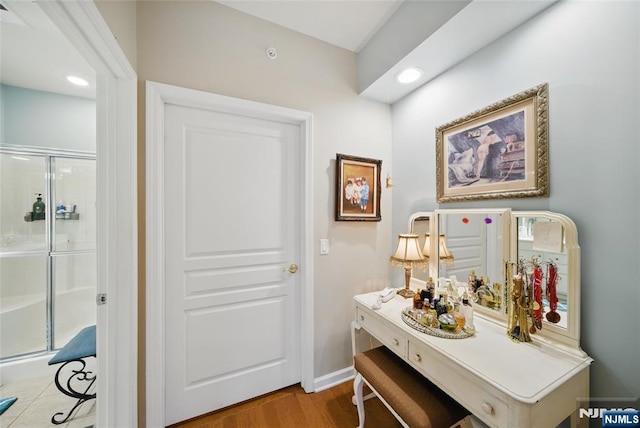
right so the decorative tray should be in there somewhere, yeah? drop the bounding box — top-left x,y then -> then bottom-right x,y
401,307 -> 474,339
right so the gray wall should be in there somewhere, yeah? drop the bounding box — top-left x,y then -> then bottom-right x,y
1,84 -> 96,152
392,0 -> 639,402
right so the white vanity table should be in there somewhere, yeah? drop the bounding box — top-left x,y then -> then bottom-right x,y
352,209 -> 593,428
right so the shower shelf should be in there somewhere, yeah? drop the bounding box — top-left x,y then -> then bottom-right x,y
24,212 -> 80,222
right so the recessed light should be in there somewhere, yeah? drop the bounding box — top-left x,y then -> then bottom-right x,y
395,68 -> 423,84
66,75 -> 89,87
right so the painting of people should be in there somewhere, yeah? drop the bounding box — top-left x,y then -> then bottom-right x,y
446,110 -> 525,188
436,83 -> 549,203
335,154 -> 381,221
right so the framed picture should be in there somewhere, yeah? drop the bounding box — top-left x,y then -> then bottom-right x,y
335,153 -> 382,221
436,83 -> 549,203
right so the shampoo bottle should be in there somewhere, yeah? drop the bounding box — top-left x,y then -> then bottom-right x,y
32,194 -> 45,220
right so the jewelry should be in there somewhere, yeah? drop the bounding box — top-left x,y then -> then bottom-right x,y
545,262 -> 561,323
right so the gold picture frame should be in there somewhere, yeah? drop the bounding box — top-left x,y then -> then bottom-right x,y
436,83 -> 549,203
335,153 -> 382,221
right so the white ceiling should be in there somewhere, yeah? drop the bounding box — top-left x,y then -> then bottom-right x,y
0,0 -> 401,102
0,0 -> 557,104
219,0 -> 558,104
219,0 -> 404,53
0,0 -> 95,99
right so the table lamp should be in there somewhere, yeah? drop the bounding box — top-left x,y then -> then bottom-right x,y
390,234 -> 427,298
438,234 -> 454,265
422,233 -> 454,265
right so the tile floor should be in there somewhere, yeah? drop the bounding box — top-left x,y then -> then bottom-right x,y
0,374 -> 95,428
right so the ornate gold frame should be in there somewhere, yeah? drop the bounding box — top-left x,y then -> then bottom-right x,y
436,83 -> 549,203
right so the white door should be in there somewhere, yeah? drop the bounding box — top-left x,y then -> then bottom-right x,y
163,103 -> 302,425
439,212 -> 501,282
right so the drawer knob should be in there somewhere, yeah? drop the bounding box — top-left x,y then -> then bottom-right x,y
393,338 -> 399,346
360,315 -> 364,321
481,402 -> 494,415
414,353 -> 422,362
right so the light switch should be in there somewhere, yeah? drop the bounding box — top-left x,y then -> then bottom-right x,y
320,239 -> 329,255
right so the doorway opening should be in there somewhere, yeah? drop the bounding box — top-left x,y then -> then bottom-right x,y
1,0 -> 137,426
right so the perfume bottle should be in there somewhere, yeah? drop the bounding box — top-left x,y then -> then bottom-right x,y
426,277 -> 436,297
435,294 -> 448,316
413,289 -> 423,311
426,300 -> 439,327
460,293 -> 475,334
451,302 -> 466,332
468,270 -> 478,292
492,283 -> 502,308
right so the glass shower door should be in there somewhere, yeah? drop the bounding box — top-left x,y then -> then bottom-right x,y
0,153 -> 48,358
0,151 -> 96,359
51,157 -> 96,349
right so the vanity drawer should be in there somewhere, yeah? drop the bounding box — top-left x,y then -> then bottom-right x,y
408,340 -> 508,428
356,306 -> 407,357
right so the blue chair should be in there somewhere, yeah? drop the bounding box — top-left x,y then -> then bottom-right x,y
47,325 -> 96,425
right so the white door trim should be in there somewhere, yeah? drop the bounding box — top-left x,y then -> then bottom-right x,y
36,2 -> 138,427
145,81 -> 314,427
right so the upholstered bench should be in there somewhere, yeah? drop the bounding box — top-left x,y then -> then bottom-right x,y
47,325 -> 96,425
353,346 -> 470,428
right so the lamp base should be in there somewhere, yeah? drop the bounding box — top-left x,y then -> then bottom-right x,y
397,287 -> 415,299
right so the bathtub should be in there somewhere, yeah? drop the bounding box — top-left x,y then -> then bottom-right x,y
0,286 -> 95,383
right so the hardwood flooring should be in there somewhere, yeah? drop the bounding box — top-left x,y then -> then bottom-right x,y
169,381 -> 402,428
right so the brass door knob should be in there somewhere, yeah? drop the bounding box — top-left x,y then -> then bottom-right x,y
284,264 -> 298,274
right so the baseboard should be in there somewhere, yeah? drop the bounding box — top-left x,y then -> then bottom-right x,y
313,365 -> 355,392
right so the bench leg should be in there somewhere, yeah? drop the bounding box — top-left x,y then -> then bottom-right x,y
51,358 -> 97,425
353,372 -> 365,428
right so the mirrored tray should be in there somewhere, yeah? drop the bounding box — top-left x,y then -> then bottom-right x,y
401,307 -> 474,339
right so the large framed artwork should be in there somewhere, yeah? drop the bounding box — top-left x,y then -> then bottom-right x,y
436,83 -> 549,203
335,153 -> 382,221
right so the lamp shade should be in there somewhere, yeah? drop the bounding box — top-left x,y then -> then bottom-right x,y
421,233 -> 431,259
390,234 -> 426,266
438,234 -> 454,265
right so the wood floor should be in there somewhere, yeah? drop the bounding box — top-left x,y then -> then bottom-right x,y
169,381 -> 401,428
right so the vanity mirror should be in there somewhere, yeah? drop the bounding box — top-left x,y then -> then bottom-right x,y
435,209 -> 510,321
511,211 -> 581,350
408,212 -> 432,282
407,208 -> 583,352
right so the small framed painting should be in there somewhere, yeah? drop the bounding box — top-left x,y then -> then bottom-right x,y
436,83 -> 549,203
335,153 -> 382,222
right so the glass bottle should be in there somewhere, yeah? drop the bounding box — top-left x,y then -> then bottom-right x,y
426,301 -> 439,327
468,270 -> 477,292
426,277 -> 436,298
492,283 -> 502,308
32,193 -> 45,220
451,302 -> 465,332
460,294 -> 475,334
413,289 -> 423,310
435,294 -> 448,316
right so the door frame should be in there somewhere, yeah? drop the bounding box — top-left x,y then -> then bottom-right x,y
37,1 -> 138,427
145,81 -> 314,427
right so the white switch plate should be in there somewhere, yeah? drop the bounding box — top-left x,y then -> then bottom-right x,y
320,239 -> 329,255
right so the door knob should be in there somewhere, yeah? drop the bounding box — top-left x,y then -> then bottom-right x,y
284,264 -> 299,274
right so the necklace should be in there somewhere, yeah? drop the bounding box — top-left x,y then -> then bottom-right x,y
545,262 -> 561,323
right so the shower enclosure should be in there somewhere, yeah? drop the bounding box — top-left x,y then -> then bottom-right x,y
0,148 -> 96,361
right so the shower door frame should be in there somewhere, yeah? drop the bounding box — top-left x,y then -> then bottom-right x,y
0,147 -> 97,359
